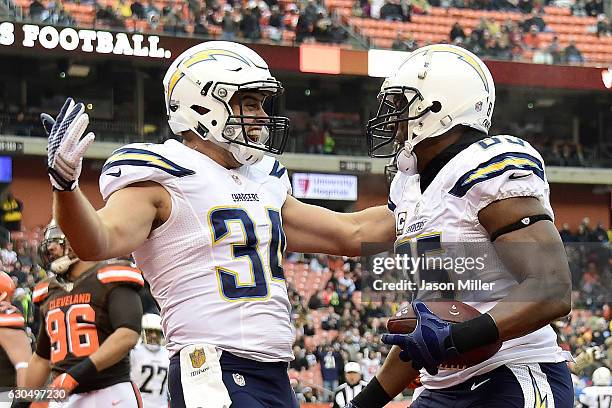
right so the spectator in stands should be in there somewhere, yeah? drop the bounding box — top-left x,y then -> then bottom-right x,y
521,9 -> 546,32
596,14 -> 610,37
115,0 -> 132,18
143,0 -> 160,21
572,0 -> 587,16
162,7 -> 187,33
379,0 -> 405,21
301,387 -> 318,403
560,223 -> 577,243
523,25 -> 542,50
360,350 -> 381,382
332,362 -> 368,408
0,242 -> 17,266
295,11 -> 314,43
291,345 -> 310,371
240,4 -> 262,40
450,21 -> 466,42
517,0 -> 533,13
585,0 -> 604,17
391,33 -> 418,51
29,0 -> 46,21
548,35 -> 562,63
267,5 -> 284,42
0,192 -> 22,232
130,0 -> 146,19
318,344 -> 344,400
533,43 -> 553,64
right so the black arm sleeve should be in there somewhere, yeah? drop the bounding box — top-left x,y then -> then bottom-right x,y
107,286 -> 143,333
35,321 -> 51,360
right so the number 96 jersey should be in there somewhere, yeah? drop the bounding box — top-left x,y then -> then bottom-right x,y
100,140 -> 294,362
32,261 -> 145,393
388,135 -> 571,389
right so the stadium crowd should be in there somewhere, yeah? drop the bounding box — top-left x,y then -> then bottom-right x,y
7,0 -> 611,62
0,207 -> 610,403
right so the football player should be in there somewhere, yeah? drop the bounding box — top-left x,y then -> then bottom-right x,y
43,40 -> 394,408
579,367 -> 611,407
130,314 -> 169,407
0,272 -> 31,408
23,222 -> 144,407
343,44 -> 574,408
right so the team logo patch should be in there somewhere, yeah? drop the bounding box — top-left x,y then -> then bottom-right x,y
521,217 -> 531,225
189,348 -> 206,368
233,373 -> 246,387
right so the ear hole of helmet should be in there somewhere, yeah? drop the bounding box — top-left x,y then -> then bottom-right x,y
191,105 -> 210,116
430,101 -> 442,113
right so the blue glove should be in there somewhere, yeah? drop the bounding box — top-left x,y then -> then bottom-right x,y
382,300 -> 459,375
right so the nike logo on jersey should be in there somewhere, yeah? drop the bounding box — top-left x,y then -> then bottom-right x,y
106,169 -> 122,177
470,378 -> 491,391
508,172 -> 532,180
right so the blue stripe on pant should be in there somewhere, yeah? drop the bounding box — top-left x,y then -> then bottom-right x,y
168,350 -> 299,408
411,362 -> 573,408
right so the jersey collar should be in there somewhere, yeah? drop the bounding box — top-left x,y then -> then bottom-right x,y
419,129 -> 487,193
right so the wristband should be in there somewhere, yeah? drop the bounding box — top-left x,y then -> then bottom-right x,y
450,313 -> 499,354
68,357 -> 97,383
351,376 -> 392,408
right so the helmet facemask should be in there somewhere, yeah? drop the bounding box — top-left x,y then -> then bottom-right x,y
218,81 -> 290,164
366,86 -> 432,158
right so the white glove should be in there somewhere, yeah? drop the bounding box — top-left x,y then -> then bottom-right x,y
45,98 -> 95,191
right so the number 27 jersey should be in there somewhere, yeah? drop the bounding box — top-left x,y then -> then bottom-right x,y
100,140 -> 294,362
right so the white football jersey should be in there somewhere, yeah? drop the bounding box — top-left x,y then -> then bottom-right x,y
100,140 -> 294,361
130,344 -> 170,407
579,386 -> 612,407
389,135 -> 572,389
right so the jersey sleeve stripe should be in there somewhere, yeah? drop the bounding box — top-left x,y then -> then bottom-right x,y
98,269 -> 145,286
32,283 -> 49,303
102,148 -> 195,178
0,314 -> 25,327
449,152 -> 544,198
269,160 -> 287,178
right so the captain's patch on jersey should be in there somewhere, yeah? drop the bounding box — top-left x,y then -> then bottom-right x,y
103,147 -> 196,177
449,152 -> 544,197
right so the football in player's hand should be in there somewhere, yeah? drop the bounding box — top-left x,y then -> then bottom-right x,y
386,300 -> 502,370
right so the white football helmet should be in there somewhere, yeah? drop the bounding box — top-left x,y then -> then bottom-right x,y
141,313 -> 164,351
367,44 -> 495,169
163,41 -> 290,165
592,366 -> 611,386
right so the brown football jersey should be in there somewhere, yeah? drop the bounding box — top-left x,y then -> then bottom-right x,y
33,260 -> 144,394
0,301 -> 26,387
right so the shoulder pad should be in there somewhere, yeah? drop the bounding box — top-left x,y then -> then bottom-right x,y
0,301 -> 25,328
97,264 -> 144,287
249,156 -> 292,194
32,280 -> 51,304
447,136 -> 546,198
99,141 -> 195,201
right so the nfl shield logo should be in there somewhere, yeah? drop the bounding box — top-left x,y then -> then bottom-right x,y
233,373 -> 246,387
475,101 -> 483,112
189,348 -> 206,368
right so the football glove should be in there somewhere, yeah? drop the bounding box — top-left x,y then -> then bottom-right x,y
382,300 -> 459,376
44,98 -> 95,191
48,372 -> 79,399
